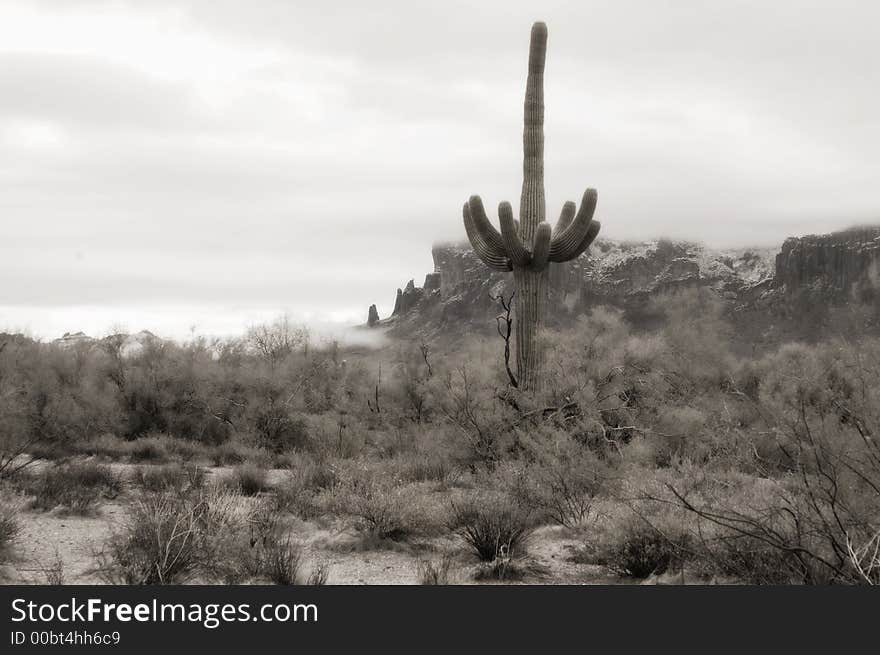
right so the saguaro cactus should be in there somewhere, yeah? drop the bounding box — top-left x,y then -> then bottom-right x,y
463,22 -> 601,391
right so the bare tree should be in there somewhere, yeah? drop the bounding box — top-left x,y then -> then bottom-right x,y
490,292 -> 518,389
245,315 -> 309,369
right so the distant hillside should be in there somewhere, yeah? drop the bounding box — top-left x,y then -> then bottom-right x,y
366,227 -> 880,350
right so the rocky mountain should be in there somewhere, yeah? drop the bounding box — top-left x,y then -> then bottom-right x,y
368,226 -> 880,347
774,226 -> 880,300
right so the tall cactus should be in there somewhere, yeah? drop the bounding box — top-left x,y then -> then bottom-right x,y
463,22 -> 601,391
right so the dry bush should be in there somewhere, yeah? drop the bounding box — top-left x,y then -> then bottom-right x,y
227,463 -> 270,496
691,532 -> 803,584
387,445 -> 458,488
847,531 -> 880,585
24,461 -> 121,514
274,457 -> 338,519
128,436 -> 170,463
512,430 -> 610,528
35,548 -> 66,585
659,339 -> 880,584
307,562 -> 330,585
99,485 -> 249,584
232,504 -> 303,584
74,434 -> 135,460
448,491 -> 535,562
651,406 -> 707,466
132,463 -> 205,494
329,472 -> 419,540
416,553 -> 455,585
472,553 -> 526,582
591,515 -> 687,579
195,498 -> 312,585
253,530 -> 303,585
209,440 -> 273,468
100,493 -> 207,584
0,498 -> 21,560
432,360 -> 519,468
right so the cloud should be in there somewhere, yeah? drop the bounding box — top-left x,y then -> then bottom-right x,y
1,0 -> 879,338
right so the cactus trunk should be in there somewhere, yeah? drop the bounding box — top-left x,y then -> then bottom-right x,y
514,267 -> 547,391
514,23 -> 548,391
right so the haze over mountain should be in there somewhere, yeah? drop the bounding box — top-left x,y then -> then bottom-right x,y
2,1 -> 879,339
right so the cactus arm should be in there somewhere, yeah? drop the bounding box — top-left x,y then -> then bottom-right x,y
566,220 -> 601,260
463,202 -> 513,271
530,222 -> 552,271
549,188 -> 598,262
553,201 -> 576,236
467,195 -> 506,254
499,201 -> 531,267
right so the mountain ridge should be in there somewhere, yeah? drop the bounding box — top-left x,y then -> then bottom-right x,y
368,226 -> 880,348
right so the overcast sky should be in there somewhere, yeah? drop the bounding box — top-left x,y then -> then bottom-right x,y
1,1 -> 878,340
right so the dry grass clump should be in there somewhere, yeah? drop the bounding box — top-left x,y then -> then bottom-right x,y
591,516 -> 685,579
226,463 -> 270,496
328,468 -> 430,541
307,562 -> 331,585
128,436 -> 170,463
98,485 -> 248,584
273,457 -> 339,519
416,552 -> 456,585
0,498 -> 21,561
448,491 -> 535,563
99,482 -> 324,585
131,463 -> 205,494
23,461 -> 121,514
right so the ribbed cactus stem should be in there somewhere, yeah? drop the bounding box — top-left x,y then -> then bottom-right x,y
515,23 -> 549,391
520,21 -> 547,242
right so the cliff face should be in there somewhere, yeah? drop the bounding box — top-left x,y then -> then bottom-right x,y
369,225 -> 880,343
774,227 -> 880,300
368,226 -> 880,346
372,237 -> 777,337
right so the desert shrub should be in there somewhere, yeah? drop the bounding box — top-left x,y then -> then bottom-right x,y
472,552 -> 526,582
416,553 -> 455,585
128,436 -> 169,463
431,361 -> 519,467
100,493 -> 204,584
662,339 -> 880,584
228,464 -> 270,496
199,501 -> 308,585
249,399 -> 310,453
155,435 -> 208,462
99,486 -> 246,585
209,440 -> 273,467
0,499 -> 21,560
132,463 -> 205,494
257,535 -> 303,585
274,459 -> 338,519
512,432 -> 610,527
593,517 -> 685,579
26,461 -> 121,513
32,547 -> 66,584
448,491 -> 535,562
247,509 -> 303,585
74,434 -> 135,460
390,449 -> 457,487
651,406 -> 707,466
693,533 -> 803,584
329,469 -> 424,540
307,562 -> 330,585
